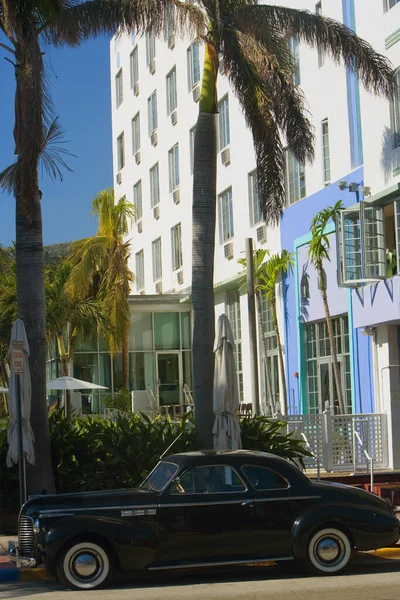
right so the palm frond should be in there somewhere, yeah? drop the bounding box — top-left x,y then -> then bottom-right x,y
46,0 -> 205,47
237,5 -> 396,97
222,27 -> 286,223
39,117 -> 75,182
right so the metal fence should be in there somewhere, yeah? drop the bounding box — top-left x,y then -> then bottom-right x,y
280,411 -> 388,472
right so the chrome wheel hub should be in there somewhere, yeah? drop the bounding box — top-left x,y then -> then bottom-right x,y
70,551 -> 102,581
315,536 -> 343,565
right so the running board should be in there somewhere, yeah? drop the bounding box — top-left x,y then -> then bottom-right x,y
148,556 -> 294,571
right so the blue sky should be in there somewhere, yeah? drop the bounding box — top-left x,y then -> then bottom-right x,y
0,34 -> 113,247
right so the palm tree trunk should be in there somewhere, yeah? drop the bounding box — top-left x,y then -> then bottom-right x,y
192,41 -> 219,449
317,263 -> 345,414
256,291 -> 273,414
14,34 -> 55,495
57,335 -> 71,421
122,328 -> 129,390
270,296 -> 288,414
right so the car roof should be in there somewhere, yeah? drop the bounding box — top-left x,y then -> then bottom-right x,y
165,449 -> 293,468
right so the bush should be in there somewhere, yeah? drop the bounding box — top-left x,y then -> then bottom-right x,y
0,413 -> 310,518
103,388 -> 131,413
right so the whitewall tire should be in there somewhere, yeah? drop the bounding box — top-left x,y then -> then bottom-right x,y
56,540 -> 113,591
305,527 -> 352,575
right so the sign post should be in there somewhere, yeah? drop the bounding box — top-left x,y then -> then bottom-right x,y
11,342 -> 27,505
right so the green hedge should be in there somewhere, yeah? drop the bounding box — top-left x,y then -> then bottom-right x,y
0,413 -> 310,516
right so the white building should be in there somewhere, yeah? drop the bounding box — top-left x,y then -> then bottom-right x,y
106,0 -> 400,468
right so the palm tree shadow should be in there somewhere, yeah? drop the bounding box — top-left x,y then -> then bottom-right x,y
300,264 -> 310,323
381,126 -> 400,184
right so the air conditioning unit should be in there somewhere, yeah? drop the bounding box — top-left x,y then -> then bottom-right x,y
219,58 -> 224,75
134,151 -> 141,165
149,59 -> 156,74
137,220 -> 143,233
170,110 -> 178,126
168,34 -> 175,49
153,205 -> 160,220
155,281 -> 163,294
116,172 -> 122,184
177,270 -> 184,285
221,148 -> 231,166
173,189 -> 180,204
224,242 -> 234,260
192,84 -> 201,103
133,82 -> 139,96
140,290 -> 146,295
256,224 -> 267,244
150,130 -> 158,147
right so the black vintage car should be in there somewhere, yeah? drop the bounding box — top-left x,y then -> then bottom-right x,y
8,450 -> 399,590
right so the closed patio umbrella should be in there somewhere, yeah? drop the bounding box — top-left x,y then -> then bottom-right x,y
212,314 -> 242,450
6,320 -> 35,487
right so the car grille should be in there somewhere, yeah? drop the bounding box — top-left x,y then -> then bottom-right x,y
19,515 -> 35,556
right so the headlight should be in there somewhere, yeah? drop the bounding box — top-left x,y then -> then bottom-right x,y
32,519 -> 40,535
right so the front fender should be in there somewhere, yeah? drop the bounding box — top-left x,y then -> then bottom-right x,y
44,515 -> 159,571
291,503 -> 392,557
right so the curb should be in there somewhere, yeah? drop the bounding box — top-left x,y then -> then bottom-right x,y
0,565 -> 53,584
366,547 -> 400,559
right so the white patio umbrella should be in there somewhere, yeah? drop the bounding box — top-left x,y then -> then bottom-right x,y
46,376 -> 108,390
212,314 -> 242,450
6,320 -> 35,470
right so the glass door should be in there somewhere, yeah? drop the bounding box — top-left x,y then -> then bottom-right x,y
156,353 -> 180,405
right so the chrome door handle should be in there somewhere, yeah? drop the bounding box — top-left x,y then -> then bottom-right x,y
241,499 -> 255,506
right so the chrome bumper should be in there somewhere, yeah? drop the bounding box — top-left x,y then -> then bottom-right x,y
8,540 -> 37,568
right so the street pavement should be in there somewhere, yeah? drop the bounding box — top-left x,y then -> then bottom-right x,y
1,556 -> 400,600
1,554 -> 400,599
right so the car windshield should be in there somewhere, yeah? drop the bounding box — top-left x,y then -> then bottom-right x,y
140,461 -> 178,492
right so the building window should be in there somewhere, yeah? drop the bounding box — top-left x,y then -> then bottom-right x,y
322,119 -> 331,184
226,290 -> 243,402
218,95 -> 230,151
316,3 -> 324,68
219,188 -> 234,243
260,296 -> 280,411
117,132 -> 125,171
152,238 -> 162,282
116,69 -> 123,108
189,125 -> 196,174
305,316 -> 352,414
168,144 -> 180,192
392,69 -> 400,148
150,163 -> 160,207
135,250 -> 145,292
133,180 -> 142,220
148,91 -> 158,134
248,170 -> 262,227
130,47 -> 139,88
285,150 -> 306,205
288,36 -> 300,85
166,67 -> 177,115
171,223 -> 183,271
384,0 -> 400,11
146,31 -> 156,67
187,40 -> 200,90
132,112 -> 140,154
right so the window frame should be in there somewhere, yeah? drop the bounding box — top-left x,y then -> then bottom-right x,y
133,179 -> 142,220
384,0 -> 400,12
130,47 -> 139,88
152,237 -> 162,282
117,132 -> 125,171
146,30 -> 156,66
315,2 -> 324,68
321,118 -> 331,185
248,169 -> 262,227
285,149 -> 306,205
168,143 -> 180,192
131,112 -> 140,154
219,187 -> 234,243
166,67 -> 178,115
187,41 -> 200,90
115,68 -> 123,108
149,163 -> 160,208
241,465 -> 290,491
168,464 -> 247,496
226,289 -> 243,402
189,125 -> 196,175
171,222 -> 183,271
135,250 -> 145,292
148,90 -> 158,135
288,36 -> 300,85
218,95 -> 230,151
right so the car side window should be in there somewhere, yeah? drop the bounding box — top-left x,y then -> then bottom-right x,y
242,466 -> 289,491
170,465 -> 246,494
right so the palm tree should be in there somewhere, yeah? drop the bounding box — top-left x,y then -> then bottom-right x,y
308,200 -> 345,414
68,189 -> 134,393
238,249 -> 274,414
0,0 -> 205,494
191,1 -> 396,447
259,250 -> 294,415
46,260 -> 106,419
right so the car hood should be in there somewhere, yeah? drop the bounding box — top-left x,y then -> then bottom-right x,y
22,487 -> 158,517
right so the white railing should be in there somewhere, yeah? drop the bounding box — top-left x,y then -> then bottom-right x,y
353,429 -> 374,491
183,384 -> 194,407
102,407 -> 132,421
